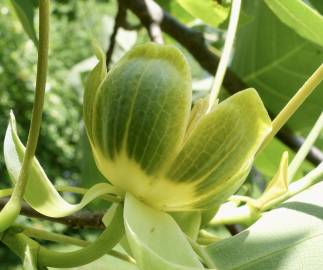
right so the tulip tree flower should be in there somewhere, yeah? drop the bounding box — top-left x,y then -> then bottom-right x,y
84,42 -> 272,212
1,0 -> 322,267
2,42 -> 322,270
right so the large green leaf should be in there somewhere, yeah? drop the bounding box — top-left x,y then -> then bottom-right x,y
10,0 -> 38,47
3,113 -> 121,217
264,0 -> 323,47
207,181 -> 323,269
165,89 -> 271,210
155,0 -> 194,24
232,1 -> 323,134
124,193 -> 204,270
255,138 -> 314,179
309,0 -> 323,14
175,0 -> 229,27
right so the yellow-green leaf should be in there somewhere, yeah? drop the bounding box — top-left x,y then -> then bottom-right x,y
175,0 -> 229,27
265,0 -> 323,47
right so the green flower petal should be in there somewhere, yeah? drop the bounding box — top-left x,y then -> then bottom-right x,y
4,113 -> 121,218
166,89 -> 272,210
89,43 -> 192,203
83,45 -> 107,143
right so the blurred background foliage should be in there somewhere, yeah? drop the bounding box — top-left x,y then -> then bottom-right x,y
0,0 -> 119,185
0,1 -> 117,267
0,0 -> 322,268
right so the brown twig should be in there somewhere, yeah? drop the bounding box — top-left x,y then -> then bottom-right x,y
106,0 -> 127,68
125,0 -> 163,43
0,198 -> 104,229
121,0 -> 322,166
226,225 -> 241,236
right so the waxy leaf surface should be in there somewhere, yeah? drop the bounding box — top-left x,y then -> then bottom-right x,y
207,181 -> 323,269
232,0 -> 323,134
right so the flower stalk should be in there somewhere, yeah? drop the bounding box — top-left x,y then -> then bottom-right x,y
207,0 -> 242,113
0,0 -> 50,232
20,225 -> 136,264
288,112 -> 323,181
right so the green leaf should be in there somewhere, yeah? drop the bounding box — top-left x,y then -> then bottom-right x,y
124,193 -> 204,270
254,138 -> 314,179
155,0 -> 195,23
207,181 -> 323,269
4,112 -> 121,218
309,0 -> 323,14
175,0 -> 230,27
87,43 -> 192,210
232,0 -> 323,135
264,0 -> 323,47
165,89 -> 272,210
10,0 -> 38,47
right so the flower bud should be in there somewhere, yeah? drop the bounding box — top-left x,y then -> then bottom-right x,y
84,43 -> 271,211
